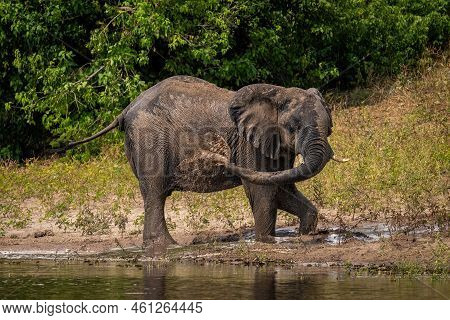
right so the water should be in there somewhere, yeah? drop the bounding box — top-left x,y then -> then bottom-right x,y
0,261 -> 448,299
243,223 -> 438,245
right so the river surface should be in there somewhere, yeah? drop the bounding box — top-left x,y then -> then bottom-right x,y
0,261 -> 448,299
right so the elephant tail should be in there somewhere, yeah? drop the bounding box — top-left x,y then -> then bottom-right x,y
47,110 -> 127,154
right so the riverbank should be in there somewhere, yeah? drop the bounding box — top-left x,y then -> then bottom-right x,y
0,53 -> 448,274
0,221 -> 448,276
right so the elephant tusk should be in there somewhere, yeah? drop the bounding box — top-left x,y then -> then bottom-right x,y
331,155 -> 350,163
294,154 -> 304,167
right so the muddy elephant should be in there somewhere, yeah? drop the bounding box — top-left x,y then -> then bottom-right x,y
62,76 -> 346,248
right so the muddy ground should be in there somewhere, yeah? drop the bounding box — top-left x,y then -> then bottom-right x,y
0,217 -> 448,271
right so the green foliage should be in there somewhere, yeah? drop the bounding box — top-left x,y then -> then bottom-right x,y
0,0 -> 448,159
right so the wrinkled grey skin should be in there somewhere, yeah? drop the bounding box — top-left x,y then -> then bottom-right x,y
65,76 -> 335,248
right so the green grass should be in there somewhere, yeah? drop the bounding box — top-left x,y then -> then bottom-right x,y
0,146 -> 139,234
0,54 -> 448,235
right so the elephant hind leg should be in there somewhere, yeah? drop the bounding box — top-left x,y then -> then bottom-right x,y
139,178 -> 176,254
277,184 -> 318,234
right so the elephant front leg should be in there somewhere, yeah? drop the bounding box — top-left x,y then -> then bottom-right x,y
244,183 -> 278,243
276,184 -> 318,234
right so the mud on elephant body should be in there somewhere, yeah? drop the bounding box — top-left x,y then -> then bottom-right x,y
63,76 -> 342,250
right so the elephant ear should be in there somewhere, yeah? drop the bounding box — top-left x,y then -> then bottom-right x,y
229,84 -> 283,159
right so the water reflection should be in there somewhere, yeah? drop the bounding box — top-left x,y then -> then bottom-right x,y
253,269 -> 276,299
0,262 -> 448,299
142,264 -> 167,299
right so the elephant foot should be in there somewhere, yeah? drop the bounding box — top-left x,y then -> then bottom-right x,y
144,233 -> 177,246
299,210 -> 318,235
143,234 -> 178,256
255,234 -> 276,243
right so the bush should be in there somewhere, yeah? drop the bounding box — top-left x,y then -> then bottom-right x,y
1,0 -> 448,159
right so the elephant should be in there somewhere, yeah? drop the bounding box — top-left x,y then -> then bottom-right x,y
62,76 -> 347,249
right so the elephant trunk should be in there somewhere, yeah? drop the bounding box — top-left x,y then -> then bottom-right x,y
224,128 -> 332,185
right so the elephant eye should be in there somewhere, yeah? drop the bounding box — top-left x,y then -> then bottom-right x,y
288,123 -> 300,134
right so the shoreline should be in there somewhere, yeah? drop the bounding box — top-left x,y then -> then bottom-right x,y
1,227 -> 448,275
